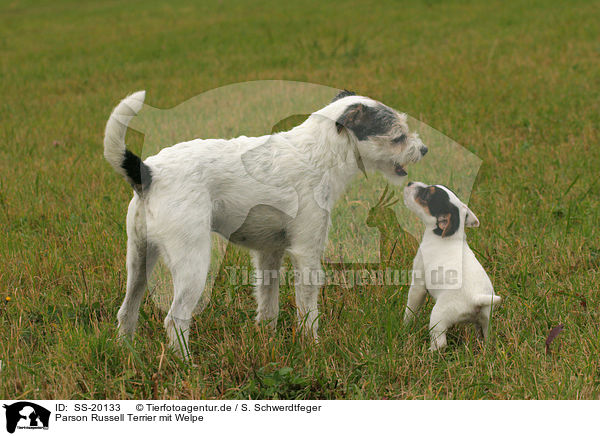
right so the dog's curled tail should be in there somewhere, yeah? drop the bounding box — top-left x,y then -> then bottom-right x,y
104,90 -> 151,193
473,294 -> 502,308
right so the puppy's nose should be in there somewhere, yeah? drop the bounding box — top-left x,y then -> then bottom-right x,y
407,182 -> 414,187
420,146 -> 428,156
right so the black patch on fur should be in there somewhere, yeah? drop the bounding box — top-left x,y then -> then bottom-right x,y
331,89 -> 356,103
420,186 -> 460,237
336,103 -> 396,140
122,150 -> 152,192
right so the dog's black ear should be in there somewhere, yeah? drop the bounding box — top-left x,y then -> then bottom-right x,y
336,103 -> 365,135
336,103 -> 395,140
332,89 -> 356,103
433,203 -> 460,237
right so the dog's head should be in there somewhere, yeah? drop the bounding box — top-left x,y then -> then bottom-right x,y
403,181 -> 479,238
322,90 -> 428,183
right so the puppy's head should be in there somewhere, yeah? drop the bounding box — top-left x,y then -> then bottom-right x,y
323,90 -> 428,184
403,181 -> 479,238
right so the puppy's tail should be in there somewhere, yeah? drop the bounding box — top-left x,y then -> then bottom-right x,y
473,294 -> 502,308
103,90 -> 151,193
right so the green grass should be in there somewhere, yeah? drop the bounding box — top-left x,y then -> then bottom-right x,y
1,0 -> 599,399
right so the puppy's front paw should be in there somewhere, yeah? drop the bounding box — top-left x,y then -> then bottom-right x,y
429,334 -> 447,351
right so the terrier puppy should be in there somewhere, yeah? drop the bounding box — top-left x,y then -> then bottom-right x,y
103,89 -> 428,358
402,182 -> 501,351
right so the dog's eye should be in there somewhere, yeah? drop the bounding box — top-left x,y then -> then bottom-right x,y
392,134 -> 407,145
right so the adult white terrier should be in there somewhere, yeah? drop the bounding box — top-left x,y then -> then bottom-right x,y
403,182 -> 501,351
104,89 -> 428,358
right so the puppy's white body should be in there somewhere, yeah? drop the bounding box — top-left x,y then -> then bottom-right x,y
105,90 -> 427,358
403,182 -> 500,350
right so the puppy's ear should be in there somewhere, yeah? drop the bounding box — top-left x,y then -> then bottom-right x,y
434,204 -> 460,237
436,213 -> 451,236
465,206 -> 480,227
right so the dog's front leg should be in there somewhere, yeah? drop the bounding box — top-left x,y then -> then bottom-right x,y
404,251 -> 427,324
289,252 -> 323,340
429,302 -> 450,351
253,249 -> 284,329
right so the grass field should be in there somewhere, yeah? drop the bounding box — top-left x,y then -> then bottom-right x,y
1,0 -> 599,399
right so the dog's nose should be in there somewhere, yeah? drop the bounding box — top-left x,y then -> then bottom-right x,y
420,146 -> 428,156
407,182 -> 414,187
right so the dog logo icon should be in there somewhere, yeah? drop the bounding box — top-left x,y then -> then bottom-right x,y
2,402 -> 50,433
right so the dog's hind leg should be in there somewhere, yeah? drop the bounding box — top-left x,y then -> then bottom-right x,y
474,295 -> 500,341
477,314 -> 490,340
429,302 -> 453,351
253,249 -> 284,329
118,198 -> 159,339
163,230 -> 211,360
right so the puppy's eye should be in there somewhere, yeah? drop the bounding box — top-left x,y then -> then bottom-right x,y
392,134 -> 407,144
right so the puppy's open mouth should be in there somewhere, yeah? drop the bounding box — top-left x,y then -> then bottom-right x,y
394,163 -> 407,176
